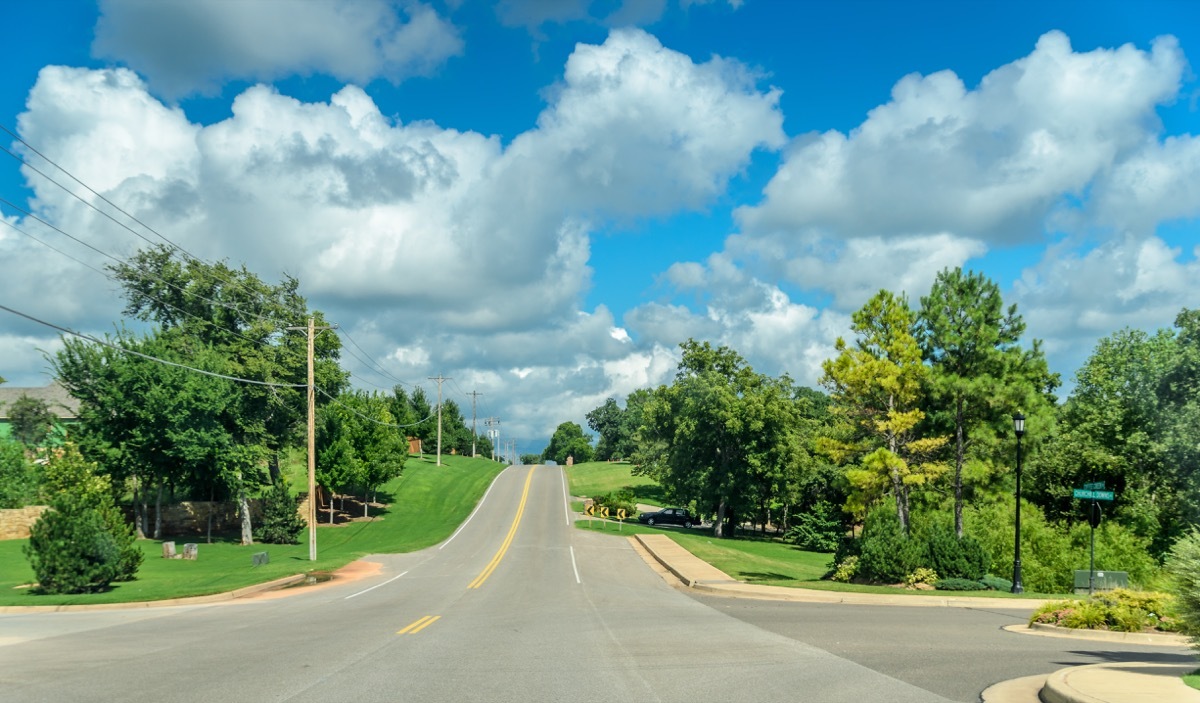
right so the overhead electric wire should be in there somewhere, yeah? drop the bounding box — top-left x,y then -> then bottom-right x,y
0,194 -> 285,330
0,303 -> 305,389
335,327 -> 417,389
1,217 -> 282,352
316,386 -> 436,429
0,125 -> 311,322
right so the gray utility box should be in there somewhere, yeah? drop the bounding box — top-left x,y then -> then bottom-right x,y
1074,570 -> 1128,594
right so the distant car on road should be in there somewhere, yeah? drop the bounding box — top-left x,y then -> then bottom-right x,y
637,507 -> 698,528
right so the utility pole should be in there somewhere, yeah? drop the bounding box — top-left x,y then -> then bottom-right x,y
287,317 -> 334,562
468,391 -> 482,457
428,375 -> 450,466
484,417 -> 499,461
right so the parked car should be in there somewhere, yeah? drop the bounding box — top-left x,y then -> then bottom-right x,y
637,507 -> 698,528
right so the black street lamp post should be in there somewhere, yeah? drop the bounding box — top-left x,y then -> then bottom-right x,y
1011,412 -> 1025,594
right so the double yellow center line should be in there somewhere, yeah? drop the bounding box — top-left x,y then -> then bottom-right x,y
397,615 -> 440,635
467,466 -> 535,589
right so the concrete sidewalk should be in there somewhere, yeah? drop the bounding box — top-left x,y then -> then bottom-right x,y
632,533 -> 1200,703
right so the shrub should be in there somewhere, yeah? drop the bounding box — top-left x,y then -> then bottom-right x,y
1062,601 -> 1108,629
785,500 -> 844,553
256,480 -> 307,545
831,555 -> 859,583
980,575 -> 1013,592
905,568 -> 939,588
934,578 -> 984,591
966,499 -> 1076,593
24,493 -> 121,594
857,507 -> 924,583
1028,589 -> 1178,632
924,525 -> 990,580
1167,528 -> 1200,645
0,438 -> 39,508
592,490 -> 637,520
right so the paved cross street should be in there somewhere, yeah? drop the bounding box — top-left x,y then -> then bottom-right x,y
0,466 -> 1191,702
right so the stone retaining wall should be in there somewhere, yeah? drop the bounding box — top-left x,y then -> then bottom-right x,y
0,506 -> 51,540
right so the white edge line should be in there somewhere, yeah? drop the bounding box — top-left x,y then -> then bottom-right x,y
440,465 -> 508,549
570,545 -> 581,584
561,466 -> 571,527
345,571 -> 408,600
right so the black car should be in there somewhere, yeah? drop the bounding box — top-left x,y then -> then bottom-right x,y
637,507 -> 698,528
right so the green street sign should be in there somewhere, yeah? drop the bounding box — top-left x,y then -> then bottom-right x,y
1073,489 -> 1114,501
1083,481 -> 1106,490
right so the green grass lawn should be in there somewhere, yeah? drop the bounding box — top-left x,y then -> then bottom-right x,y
577,520 -> 1061,599
565,461 -> 665,506
0,454 -> 503,606
1184,671 -> 1200,691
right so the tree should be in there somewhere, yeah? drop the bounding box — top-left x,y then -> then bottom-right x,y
586,398 -> 624,461
638,340 -> 800,538
0,438 -> 38,508
38,443 -> 142,583
256,479 -> 307,544
7,395 -> 57,447
916,268 -> 1057,536
25,492 -> 122,594
821,291 -> 947,533
542,422 -> 594,464
58,245 -> 348,544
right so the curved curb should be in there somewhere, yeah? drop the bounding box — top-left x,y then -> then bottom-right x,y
1041,662 -> 1200,703
0,573 -> 308,613
1004,623 -> 1190,647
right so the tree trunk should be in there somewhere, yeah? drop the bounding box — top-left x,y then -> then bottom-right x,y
239,488 -> 253,545
364,489 -> 369,518
153,482 -> 163,540
206,484 -> 214,544
714,497 -> 728,538
132,474 -> 146,539
954,397 -> 965,538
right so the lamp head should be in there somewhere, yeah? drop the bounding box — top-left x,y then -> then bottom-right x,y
1013,412 -> 1025,437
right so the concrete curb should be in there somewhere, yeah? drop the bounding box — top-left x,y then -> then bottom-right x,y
1040,662 -> 1200,703
634,532 -> 1049,609
0,573 -> 307,613
1004,623 -> 1190,647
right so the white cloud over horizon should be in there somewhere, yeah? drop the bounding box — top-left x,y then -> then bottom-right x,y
4,19 -> 1200,447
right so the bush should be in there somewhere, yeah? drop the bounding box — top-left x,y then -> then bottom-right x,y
0,438 -> 39,508
924,525 -> 990,580
905,568 -> 939,588
24,493 -> 121,594
831,555 -> 858,582
967,499 -> 1076,593
934,578 -> 984,591
857,507 -> 923,583
592,489 -> 637,520
785,500 -> 844,553
256,480 -> 307,545
980,574 -> 1013,592
1029,589 -> 1178,632
1167,529 -> 1200,644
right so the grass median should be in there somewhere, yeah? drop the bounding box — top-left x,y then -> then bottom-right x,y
0,454 -> 504,607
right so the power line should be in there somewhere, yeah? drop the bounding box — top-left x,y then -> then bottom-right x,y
0,303 -> 305,389
0,124 -> 311,322
315,386 -> 436,429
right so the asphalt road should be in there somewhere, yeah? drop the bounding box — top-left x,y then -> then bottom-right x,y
1,465 -> 1191,703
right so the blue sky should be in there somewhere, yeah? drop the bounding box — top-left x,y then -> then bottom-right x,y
2,1 -> 1200,454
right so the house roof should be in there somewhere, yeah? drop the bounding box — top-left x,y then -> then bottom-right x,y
0,381 -> 80,420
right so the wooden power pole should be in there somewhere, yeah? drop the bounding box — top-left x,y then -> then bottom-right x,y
428,374 -> 451,466
288,316 -> 333,561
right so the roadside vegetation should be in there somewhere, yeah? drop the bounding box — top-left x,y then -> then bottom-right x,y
0,246 -> 502,600
0,454 -> 502,606
554,273 -> 1200,615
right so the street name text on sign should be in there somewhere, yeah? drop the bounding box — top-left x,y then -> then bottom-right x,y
1073,489 -> 1114,501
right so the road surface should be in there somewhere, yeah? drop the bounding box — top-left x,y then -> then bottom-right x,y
1,466 -> 1190,702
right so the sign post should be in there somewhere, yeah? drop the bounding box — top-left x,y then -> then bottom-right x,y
1073,482 -> 1112,595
